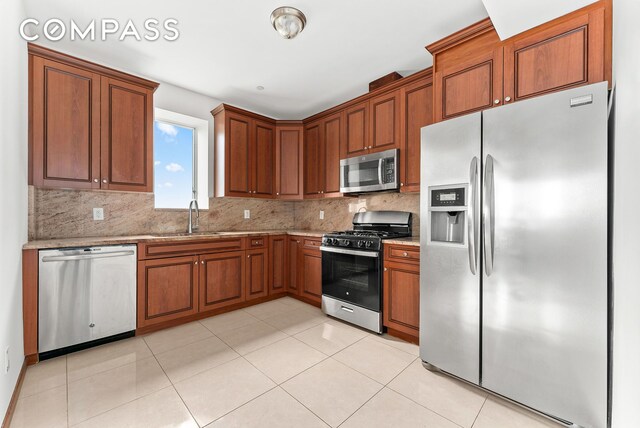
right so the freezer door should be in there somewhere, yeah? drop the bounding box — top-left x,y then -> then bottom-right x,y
481,82 -> 608,427
420,112 -> 481,384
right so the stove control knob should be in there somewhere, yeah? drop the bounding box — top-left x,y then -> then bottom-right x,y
325,238 -> 333,245
365,241 -> 373,248
342,240 -> 351,247
357,241 -> 364,248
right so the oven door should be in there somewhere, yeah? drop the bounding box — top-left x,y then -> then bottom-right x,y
321,246 -> 381,311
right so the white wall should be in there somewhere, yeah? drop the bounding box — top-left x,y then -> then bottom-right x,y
0,0 -> 28,419
153,82 -> 222,198
611,0 -> 640,426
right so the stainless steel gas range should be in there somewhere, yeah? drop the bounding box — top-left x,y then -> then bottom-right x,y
320,211 -> 412,333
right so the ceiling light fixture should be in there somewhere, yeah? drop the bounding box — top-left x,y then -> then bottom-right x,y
270,7 -> 306,39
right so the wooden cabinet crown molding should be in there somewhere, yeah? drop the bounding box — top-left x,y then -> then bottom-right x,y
28,43 -> 159,91
211,103 -> 276,124
426,18 -> 495,55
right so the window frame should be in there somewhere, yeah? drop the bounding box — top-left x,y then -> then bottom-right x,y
153,108 -> 209,210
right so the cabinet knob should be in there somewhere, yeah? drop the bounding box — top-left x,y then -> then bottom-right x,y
384,267 -> 387,271
403,252 -> 408,257
201,261 -> 204,264
276,192 -> 279,195
494,99 -> 500,105
93,178 -> 99,183
194,261 -> 198,265
297,240 -> 300,243
400,183 -> 404,186
102,179 -> 108,184
368,146 -> 372,149
504,96 -> 512,102
321,191 -> 324,194
247,255 -> 251,258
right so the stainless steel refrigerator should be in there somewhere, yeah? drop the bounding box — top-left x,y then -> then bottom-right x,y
420,82 -> 608,428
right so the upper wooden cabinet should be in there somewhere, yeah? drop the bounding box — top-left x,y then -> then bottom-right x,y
213,105 -> 275,198
399,76 -> 433,193
303,112 -> 345,198
275,123 -> 304,200
427,0 -> 611,122
345,101 -> 369,157
369,89 -> 401,153
29,44 -> 158,191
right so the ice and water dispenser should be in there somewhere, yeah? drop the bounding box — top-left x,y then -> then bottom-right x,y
428,186 -> 467,245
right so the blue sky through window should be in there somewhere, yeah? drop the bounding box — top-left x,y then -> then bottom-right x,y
153,121 -> 194,209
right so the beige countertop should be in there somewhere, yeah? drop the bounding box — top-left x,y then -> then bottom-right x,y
383,236 -> 421,247
24,230 -> 328,250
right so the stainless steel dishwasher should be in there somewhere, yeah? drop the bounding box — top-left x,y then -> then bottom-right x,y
38,245 -> 137,356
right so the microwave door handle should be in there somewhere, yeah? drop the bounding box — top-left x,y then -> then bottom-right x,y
378,158 -> 384,185
468,157 -> 479,275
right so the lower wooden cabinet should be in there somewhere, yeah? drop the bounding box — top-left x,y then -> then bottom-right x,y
383,244 -> 420,340
137,256 -> 199,328
200,251 -> 246,312
299,248 -> 322,304
287,237 -> 301,294
269,235 -> 287,294
246,248 -> 268,301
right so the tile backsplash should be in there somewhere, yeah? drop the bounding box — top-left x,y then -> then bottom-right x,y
29,186 -> 420,240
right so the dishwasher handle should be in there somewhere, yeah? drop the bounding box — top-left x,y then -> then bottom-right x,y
41,250 -> 135,263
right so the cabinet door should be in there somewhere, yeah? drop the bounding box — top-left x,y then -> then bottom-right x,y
199,251 -> 245,312
434,47 -> 503,122
137,256 -> 199,328
287,237 -> 301,294
304,121 -> 323,196
400,78 -> 433,192
269,235 -> 287,294
100,77 -> 153,192
252,120 -> 275,198
246,249 -> 269,300
345,101 -> 369,156
383,261 -> 420,337
503,8 -> 605,103
275,125 -> 303,199
322,112 -> 344,195
299,248 -> 322,304
31,57 -> 101,189
369,90 -> 401,153
226,112 -> 252,196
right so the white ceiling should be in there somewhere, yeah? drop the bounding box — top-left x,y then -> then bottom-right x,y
482,0 -> 598,40
23,0 -> 488,119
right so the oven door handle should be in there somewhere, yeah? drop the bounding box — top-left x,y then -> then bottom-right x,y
320,246 -> 379,258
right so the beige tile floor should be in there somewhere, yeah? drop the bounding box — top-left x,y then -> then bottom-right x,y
10,296 -> 563,428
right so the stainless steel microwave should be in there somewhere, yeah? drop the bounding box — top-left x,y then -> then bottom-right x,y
339,149 -> 399,194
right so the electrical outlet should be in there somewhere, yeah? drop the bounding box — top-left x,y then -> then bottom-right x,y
319,210 -> 325,220
244,209 -> 250,219
4,347 -> 9,374
93,208 -> 104,221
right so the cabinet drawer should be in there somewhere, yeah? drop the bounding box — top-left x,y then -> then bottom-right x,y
385,244 -> 420,264
138,238 -> 245,260
302,237 -> 323,250
248,236 -> 267,249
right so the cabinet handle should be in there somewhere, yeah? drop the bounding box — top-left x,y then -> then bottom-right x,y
102,179 -> 108,184
494,99 -> 500,105
504,96 -> 511,102
93,178 -> 99,183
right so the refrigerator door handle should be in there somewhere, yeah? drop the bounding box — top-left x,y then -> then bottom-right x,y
468,156 -> 479,275
483,154 -> 495,276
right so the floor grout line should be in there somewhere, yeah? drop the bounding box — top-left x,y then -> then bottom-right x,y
471,396 -> 489,428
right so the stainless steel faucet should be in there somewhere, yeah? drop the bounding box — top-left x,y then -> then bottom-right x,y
188,198 -> 199,234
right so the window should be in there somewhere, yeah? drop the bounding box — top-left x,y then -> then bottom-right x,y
153,108 -> 209,209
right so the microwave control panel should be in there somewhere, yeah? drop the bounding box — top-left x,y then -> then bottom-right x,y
382,158 -> 396,184
431,187 -> 465,207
